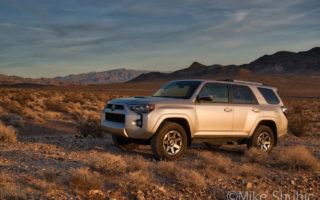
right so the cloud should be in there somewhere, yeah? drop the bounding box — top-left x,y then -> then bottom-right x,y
0,0 -> 319,77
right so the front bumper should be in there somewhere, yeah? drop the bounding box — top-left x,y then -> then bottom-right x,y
101,120 -> 129,137
101,110 -> 154,139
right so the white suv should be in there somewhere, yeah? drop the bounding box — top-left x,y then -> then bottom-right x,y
101,79 -> 288,160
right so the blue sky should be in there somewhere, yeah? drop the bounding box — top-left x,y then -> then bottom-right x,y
0,0 -> 319,78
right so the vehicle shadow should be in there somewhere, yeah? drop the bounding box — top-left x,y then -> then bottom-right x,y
18,122 -> 247,160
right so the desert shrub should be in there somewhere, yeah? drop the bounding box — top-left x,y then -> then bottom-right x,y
22,108 -> 44,123
244,149 -> 269,164
291,104 -> 303,114
0,106 -> 5,114
43,111 -> 62,120
68,168 -> 103,191
289,115 -> 310,136
276,146 -> 320,172
88,152 -> 126,174
128,170 -> 153,188
76,117 -> 103,137
44,98 -> 68,113
124,155 -> 152,172
196,151 -> 233,173
64,93 -> 87,104
154,161 -> 206,189
0,174 -> 27,200
238,164 -> 265,178
0,98 -> 23,115
0,122 -> 17,143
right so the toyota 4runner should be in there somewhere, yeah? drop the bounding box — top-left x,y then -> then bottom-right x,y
101,79 -> 288,160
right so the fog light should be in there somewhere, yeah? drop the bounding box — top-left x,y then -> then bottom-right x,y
136,119 -> 142,127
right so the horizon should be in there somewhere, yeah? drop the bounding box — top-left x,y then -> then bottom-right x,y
0,0 -> 319,78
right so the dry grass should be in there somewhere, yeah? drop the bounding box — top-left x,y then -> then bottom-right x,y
238,164 -> 266,178
68,168 -> 103,192
154,161 -> 206,189
0,88 -> 116,127
276,146 -> 320,172
245,147 -> 320,173
0,86 -> 319,198
128,170 -> 153,187
197,151 -> 233,173
244,148 -> 269,164
0,173 -> 27,200
87,152 -> 127,174
0,122 -> 17,143
76,117 -> 104,138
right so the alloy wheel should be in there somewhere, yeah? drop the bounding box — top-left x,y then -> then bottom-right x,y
163,130 -> 183,155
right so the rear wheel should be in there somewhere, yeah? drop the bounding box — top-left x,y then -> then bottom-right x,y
151,122 -> 188,160
112,135 -> 139,151
248,125 -> 275,153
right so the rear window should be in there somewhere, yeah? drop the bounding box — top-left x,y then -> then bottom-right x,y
258,87 -> 280,104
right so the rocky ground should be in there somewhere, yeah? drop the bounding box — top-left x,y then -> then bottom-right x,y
0,121 -> 319,199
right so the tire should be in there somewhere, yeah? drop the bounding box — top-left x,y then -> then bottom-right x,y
112,135 -> 139,151
151,122 -> 188,160
248,125 -> 275,153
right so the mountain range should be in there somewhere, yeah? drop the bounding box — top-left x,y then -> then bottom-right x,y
0,69 -> 147,85
0,47 -> 319,85
131,47 -> 320,82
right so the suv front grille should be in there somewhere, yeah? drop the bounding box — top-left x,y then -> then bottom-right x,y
106,104 -> 124,110
105,113 -> 125,123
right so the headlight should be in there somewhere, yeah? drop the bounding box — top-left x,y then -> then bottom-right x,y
128,104 -> 155,113
104,102 -> 110,109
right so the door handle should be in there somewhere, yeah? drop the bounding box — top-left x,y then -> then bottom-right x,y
224,108 -> 232,112
252,108 -> 260,113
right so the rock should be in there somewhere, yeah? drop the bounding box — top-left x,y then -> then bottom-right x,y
88,189 -> 105,200
246,182 -> 253,190
136,190 -> 145,200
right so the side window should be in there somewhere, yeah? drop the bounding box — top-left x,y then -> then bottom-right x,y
258,87 -> 280,104
232,85 -> 257,104
197,83 -> 229,103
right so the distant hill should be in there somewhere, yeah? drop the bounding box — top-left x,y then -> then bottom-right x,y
131,47 -> 320,82
1,47 -> 319,85
0,69 -> 147,85
248,47 -> 320,73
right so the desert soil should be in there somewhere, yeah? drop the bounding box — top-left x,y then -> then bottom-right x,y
0,121 -> 319,199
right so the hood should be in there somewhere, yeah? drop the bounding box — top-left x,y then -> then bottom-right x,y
109,96 -> 191,105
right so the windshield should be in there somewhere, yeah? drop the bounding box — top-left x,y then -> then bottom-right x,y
153,81 -> 202,99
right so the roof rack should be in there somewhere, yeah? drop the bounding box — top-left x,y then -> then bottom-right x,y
223,79 -> 264,86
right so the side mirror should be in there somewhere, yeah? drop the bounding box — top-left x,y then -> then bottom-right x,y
197,95 -> 214,102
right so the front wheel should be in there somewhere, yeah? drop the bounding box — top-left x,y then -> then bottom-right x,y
151,122 -> 188,160
248,125 -> 275,153
112,135 -> 140,151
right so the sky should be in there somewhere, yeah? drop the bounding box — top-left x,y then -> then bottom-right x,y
0,0 -> 319,78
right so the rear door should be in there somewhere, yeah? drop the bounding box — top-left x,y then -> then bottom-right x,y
195,83 -> 233,136
231,84 -> 261,135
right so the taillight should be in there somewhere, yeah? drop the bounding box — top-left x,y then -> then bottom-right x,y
281,106 -> 288,117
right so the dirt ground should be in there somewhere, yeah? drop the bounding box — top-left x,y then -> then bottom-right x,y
0,120 -> 319,199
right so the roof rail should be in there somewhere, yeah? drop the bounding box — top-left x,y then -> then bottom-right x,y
223,79 -> 264,86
